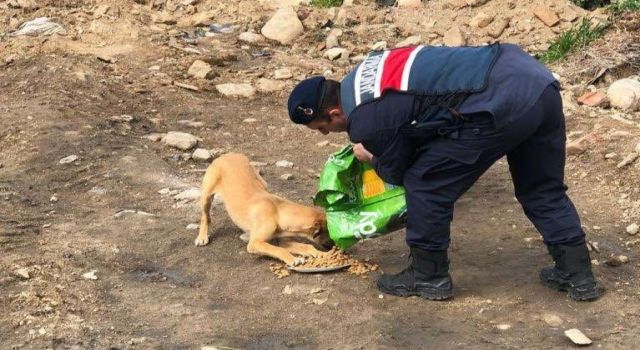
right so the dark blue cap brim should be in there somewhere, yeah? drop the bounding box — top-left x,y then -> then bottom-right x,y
288,76 -> 326,124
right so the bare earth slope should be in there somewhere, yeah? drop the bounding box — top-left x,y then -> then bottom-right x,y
1,1 -> 639,349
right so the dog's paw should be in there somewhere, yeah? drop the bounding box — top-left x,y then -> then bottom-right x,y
305,250 -> 324,258
288,256 -> 306,267
194,236 -> 210,246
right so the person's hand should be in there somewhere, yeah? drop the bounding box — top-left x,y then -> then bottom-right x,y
353,143 -> 373,163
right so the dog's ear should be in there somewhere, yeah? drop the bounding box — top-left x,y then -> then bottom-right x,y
254,168 -> 268,189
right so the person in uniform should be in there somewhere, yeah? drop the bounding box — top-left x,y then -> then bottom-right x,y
286,43 -> 599,301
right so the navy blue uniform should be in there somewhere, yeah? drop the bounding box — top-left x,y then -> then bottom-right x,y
347,44 -> 585,251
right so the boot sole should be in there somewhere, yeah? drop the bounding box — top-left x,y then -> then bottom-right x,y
376,284 -> 453,301
540,277 -> 600,302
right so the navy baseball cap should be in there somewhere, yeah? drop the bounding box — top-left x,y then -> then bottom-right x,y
288,76 -> 326,124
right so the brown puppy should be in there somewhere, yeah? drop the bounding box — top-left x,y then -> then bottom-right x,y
196,153 -> 329,266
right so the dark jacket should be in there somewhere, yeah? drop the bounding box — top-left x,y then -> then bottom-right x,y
346,44 -> 557,185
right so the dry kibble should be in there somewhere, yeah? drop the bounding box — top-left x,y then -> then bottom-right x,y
269,263 -> 290,278
268,247 -> 379,278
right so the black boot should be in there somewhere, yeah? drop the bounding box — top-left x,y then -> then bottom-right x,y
376,247 -> 453,300
540,243 -> 600,301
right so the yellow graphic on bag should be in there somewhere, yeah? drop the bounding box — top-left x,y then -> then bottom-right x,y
362,169 -> 386,199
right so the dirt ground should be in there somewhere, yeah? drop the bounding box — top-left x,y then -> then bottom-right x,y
2,1 -> 640,349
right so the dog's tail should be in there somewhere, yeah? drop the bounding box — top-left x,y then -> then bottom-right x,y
198,160 -> 222,244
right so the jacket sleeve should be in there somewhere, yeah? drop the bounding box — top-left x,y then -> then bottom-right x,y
347,92 -> 417,186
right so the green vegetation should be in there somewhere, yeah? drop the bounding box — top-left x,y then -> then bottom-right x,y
540,18 -> 608,64
310,0 -> 344,7
610,0 -> 640,13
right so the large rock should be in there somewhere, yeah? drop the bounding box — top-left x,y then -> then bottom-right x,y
396,35 -> 422,47
256,78 -> 286,93
163,132 -> 199,150
153,12 -> 177,25
326,34 -> 340,49
261,7 -> 304,45
258,0 -> 309,8
187,60 -> 214,79
487,18 -> 509,38
215,83 -> 256,98
178,11 -> 216,27
174,188 -> 200,201
533,6 -> 560,27
192,148 -> 212,161
238,32 -> 264,43
443,26 -> 466,46
566,132 -> 600,155
542,313 -> 563,327
274,68 -> 293,80
470,12 -> 494,28
560,5 -> 579,22
607,78 -> 640,111
324,47 -> 349,60
398,0 -> 422,7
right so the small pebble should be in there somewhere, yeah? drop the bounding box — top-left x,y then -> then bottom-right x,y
14,268 -> 30,280
275,160 -> 294,168
82,269 -> 98,280
542,313 -> 563,327
59,155 -> 78,164
626,223 -> 639,235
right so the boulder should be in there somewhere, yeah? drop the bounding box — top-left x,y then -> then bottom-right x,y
187,60 -> 214,79
396,35 -> 422,47
470,12 -> 494,28
533,6 -> 560,27
256,78 -> 286,93
192,148 -> 212,161
261,7 -> 304,45
274,68 -> 293,80
487,18 -> 509,38
566,132 -> 600,155
162,132 -> 199,150
238,32 -> 264,43
607,78 -> 640,111
398,0 -> 422,8
324,47 -> 348,60
216,83 -> 256,98
443,26 -> 466,46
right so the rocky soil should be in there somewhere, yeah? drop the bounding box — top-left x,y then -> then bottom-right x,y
1,0 -> 640,349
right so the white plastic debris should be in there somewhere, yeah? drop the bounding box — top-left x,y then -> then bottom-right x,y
59,155 -> 78,164
11,17 -> 67,37
275,160 -> 294,168
82,269 -> 98,280
564,328 -> 592,345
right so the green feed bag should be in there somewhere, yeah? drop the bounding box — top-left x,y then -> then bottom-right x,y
314,145 -> 407,249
